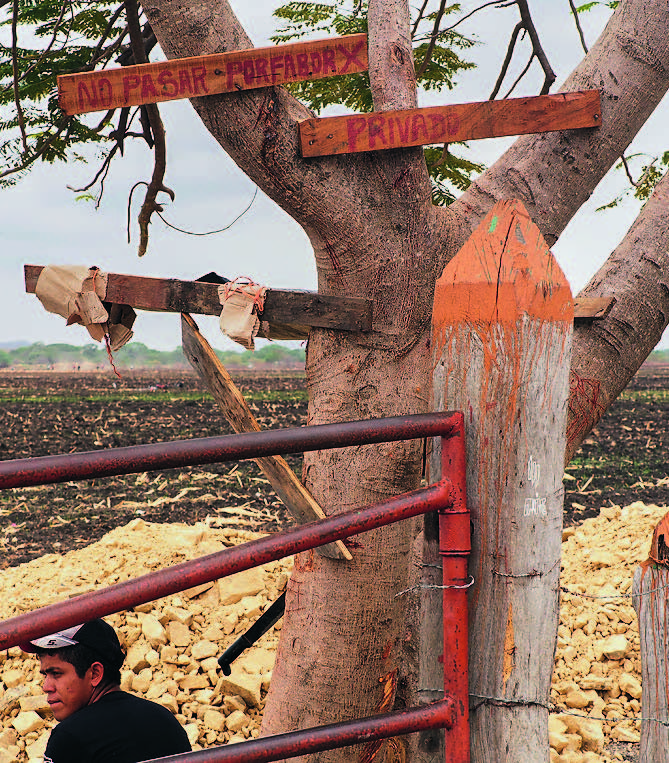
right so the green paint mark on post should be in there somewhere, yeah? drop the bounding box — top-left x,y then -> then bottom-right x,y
489,216 -> 498,233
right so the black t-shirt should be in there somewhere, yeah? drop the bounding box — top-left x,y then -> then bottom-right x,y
43,690 -> 191,763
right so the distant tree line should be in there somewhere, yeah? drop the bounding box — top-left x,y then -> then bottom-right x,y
0,342 -> 306,370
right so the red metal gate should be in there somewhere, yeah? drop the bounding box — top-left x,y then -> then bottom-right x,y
0,412 -> 470,763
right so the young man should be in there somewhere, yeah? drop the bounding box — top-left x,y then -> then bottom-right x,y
21,618 -> 191,762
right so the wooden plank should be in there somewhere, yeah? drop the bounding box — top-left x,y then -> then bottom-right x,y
24,266 -> 373,336
180,313 -> 352,561
58,34 -> 368,116
632,514 -> 669,760
573,296 -> 615,320
299,90 -> 601,157
430,200 -> 573,759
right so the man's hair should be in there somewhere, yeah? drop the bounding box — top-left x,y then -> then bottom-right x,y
35,642 -> 122,686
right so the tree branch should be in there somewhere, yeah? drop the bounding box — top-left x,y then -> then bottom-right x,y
11,0 -> 28,151
416,0 -> 448,77
451,0 -> 669,246
516,0 -> 555,94
566,168 -> 669,461
490,21 -> 523,99
568,0 -> 589,54
124,0 -> 173,256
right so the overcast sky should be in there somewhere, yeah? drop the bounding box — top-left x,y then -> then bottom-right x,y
2,0 -> 668,352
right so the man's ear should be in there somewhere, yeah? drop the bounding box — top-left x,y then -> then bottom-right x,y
88,661 -> 105,687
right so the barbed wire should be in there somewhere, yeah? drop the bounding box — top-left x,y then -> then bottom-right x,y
395,577 -> 475,598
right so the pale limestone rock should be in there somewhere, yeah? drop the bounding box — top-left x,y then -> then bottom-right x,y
610,723 -> 640,743
216,673 -> 262,707
239,595 -> 263,619
161,645 -> 180,664
225,710 -> 249,733
25,730 -> 49,760
131,672 -> 152,694
18,695 -> 50,714
570,718 -> 604,753
202,625 -> 226,642
549,731 -> 569,753
184,723 -> 200,746
618,672 -> 642,699
589,551 -> 616,569
578,676 -> 613,692
203,710 -> 226,732
126,641 -> 150,672
223,695 -> 247,713
218,569 -> 265,606
164,606 -> 193,626
11,712 -> 44,736
2,670 -> 24,689
0,729 -> 18,748
191,641 -> 218,661
157,694 -> 179,714
237,648 -> 274,676
601,635 -> 628,660
564,690 -> 591,709
179,674 -> 210,691
142,615 -> 168,647
167,621 -> 191,647
0,747 -> 20,763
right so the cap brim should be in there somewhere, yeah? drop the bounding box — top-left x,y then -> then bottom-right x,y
20,634 -> 79,652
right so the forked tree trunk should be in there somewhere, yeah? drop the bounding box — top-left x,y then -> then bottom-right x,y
431,201 -> 572,761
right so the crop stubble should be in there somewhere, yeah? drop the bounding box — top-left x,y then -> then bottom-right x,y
0,364 -> 668,569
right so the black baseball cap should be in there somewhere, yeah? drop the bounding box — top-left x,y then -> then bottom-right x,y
20,619 -> 125,669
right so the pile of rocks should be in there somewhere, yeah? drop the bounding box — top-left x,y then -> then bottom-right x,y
550,500 -> 668,762
0,519 -> 292,762
0,501 -> 665,763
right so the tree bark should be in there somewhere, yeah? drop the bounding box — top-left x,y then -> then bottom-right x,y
139,0 -> 669,759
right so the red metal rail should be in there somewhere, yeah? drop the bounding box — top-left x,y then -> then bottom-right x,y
145,701 -> 455,763
0,413 -> 461,489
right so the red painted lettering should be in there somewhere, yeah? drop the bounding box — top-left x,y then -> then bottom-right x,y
388,117 -> 395,145
447,113 -> 461,136
284,53 -> 297,79
322,48 -> 336,73
368,115 -> 387,149
157,69 -> 178,97
338,40 -> 366,73
141,74 -> 158,100
346,116 -> 367,152
254,57 -> 270,84
396,116 -> 411,143
178,69 -> 193,95
226,60 -> 243,89
78,81 -> 97,109
243,59 -> 255,85
122,75 -> 141,103
270,55 -> 283,82
296,53 -> 310,77
428,114 -> 446,139
411,114 -> 429,142
192,65 -> 208,94
98,78 -> 112,108
310,51 -> 322,74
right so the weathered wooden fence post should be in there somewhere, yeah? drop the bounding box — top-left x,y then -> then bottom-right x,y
429,199 -> 573,761
632,511 -> 669,761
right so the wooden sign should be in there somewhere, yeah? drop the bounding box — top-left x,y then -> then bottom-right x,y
58,34 -> 368,116
299,90 -> 600,157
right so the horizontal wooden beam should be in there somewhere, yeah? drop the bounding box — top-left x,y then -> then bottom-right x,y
24,266 -> 373,338
299,90 -> 601,157
58,34 -> 368,116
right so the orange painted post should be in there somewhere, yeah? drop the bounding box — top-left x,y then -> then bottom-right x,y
299,90 -> 600,157
632,512 -> 669,759
58,34 -> 368,115
430,200 -> 573,761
